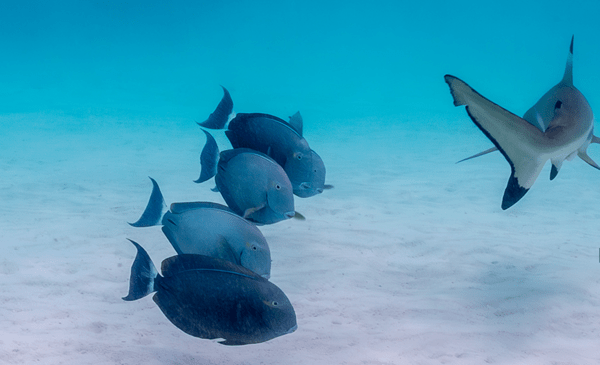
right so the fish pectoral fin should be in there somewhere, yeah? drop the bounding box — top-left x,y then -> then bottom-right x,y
456,146 -> 498,164
217,236 -> 239,264
578,150 -> 600,171
243,204 -> 266,219
323,184 -> 334,190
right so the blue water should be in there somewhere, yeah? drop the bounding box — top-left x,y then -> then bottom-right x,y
2,1 -> 600,363
2,1 -> 598,122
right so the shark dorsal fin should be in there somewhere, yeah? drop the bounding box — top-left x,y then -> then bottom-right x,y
561,35 -> 574,86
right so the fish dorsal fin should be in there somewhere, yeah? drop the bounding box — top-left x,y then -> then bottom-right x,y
194,129 -> 220,183
561,36 -> 574,86
235,113 -> 302,137
129,177 -> 167,227
160,254 -> 261,279
198,86 -> 233,129
170,201 -> 232,214
288,111 -> 303,136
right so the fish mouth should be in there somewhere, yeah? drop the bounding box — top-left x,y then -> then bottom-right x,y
284,211 -> 296,219
261,273 -> 271,280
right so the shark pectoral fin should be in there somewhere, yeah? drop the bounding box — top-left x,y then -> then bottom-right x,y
550,158 -> 564,180
194,129 -> 220,183
456,146 -> 498,164
243,204 -> 266,219
578,150 -> 600,171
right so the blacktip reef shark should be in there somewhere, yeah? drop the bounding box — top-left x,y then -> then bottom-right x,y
445,36 -> 599,210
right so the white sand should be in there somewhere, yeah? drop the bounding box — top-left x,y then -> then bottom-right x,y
1,110 -> 599,364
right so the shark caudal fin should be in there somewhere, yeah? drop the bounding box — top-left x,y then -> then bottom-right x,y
129,177 -> 168,227
445,75 -> 547,210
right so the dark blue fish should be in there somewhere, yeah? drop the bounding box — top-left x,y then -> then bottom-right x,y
123,240 -> 297,346
225,112 -> 331,197
197,86 -> 233,129
130,177 -> 271,278
215,148 -> 296,225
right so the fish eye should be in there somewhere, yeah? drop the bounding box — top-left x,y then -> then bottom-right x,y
251,245 -> 258,251
555,100 -> 562,109
272,301 -> 279,306
275,183 -> 281,190
296,154 -> 302,161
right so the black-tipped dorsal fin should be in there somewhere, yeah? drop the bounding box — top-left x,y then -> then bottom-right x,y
197,86 -> 233,129
561,36 -> 574,86
129,177 -> 167,227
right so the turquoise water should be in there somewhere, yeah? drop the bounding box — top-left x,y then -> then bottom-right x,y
2,1 -> 600,364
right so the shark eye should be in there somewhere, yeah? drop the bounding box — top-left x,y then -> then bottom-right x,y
555,100 -> 562,109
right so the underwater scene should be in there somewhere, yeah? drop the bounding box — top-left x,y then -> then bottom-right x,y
1,0 -> 600,363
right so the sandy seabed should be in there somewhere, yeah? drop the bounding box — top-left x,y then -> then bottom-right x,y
1,111 -> 599,365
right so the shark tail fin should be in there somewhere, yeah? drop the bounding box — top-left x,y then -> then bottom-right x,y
445,74 -> 547,210
197,86 -> 233,129
129,177 -> 167,227
194,129 -> 220,183
122,239 -> 159,301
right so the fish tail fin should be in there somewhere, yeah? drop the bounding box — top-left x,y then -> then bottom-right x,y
129,177 -> 167,227
194,129 -> 220,183
197,86 -> 233,129
122,239 -> 159,301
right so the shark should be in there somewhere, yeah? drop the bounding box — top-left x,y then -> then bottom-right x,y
445,36 -> 599,210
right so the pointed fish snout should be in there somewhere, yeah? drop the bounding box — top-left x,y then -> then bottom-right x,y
286,324 -> 298,334
285,211 -> 296,219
